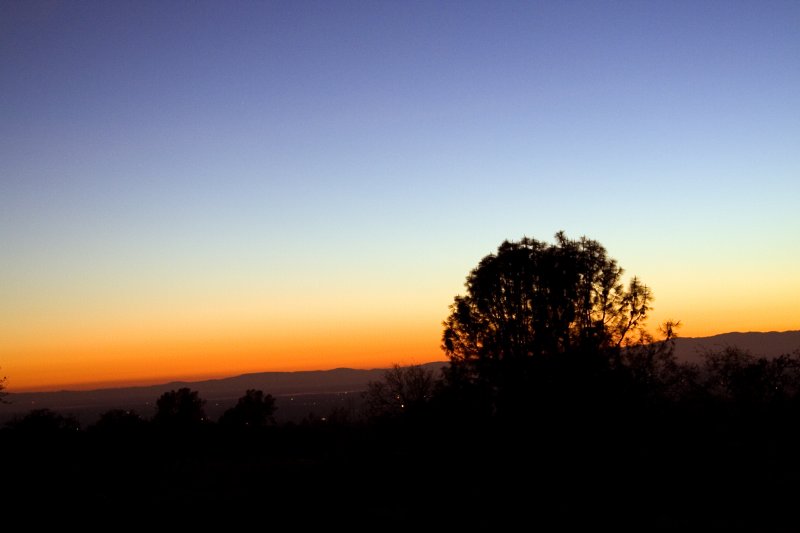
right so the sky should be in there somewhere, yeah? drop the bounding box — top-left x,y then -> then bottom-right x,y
1,1 -> 798,391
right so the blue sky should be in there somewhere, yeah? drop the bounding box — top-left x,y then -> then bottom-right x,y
1,1 -> 799,389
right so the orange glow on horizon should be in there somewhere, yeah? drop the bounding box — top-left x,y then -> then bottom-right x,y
7,318 -> 798,392
2,317 -> 447,392
3,275 -> 797,392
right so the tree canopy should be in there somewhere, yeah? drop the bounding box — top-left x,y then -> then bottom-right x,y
442,232 -> 655,400
219,389 -> 276,428
153,387 -> 206,427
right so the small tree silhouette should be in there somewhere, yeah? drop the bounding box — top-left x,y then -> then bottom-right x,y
153,388 -> 206,427
219,389 -> 276,427
0,368 -> 8,404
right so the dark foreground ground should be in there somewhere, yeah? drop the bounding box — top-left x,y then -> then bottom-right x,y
3,410 -> 800,531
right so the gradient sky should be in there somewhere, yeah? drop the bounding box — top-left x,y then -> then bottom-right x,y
2,1 -> 799,391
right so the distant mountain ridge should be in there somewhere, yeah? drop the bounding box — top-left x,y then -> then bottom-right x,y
672,330 -> 800,363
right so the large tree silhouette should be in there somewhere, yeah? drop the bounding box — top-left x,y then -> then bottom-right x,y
442,232 -> 655,410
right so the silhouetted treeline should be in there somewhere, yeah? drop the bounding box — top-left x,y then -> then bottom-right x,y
6,346 -> 798,435
3,347 -> 800,528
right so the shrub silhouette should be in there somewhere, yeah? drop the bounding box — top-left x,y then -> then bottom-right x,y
699,347 -> 800,407
92,409 -> 146,433
6,408 -> 80,433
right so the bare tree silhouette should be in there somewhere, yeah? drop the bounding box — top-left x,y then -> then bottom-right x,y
364,364 -> 437,419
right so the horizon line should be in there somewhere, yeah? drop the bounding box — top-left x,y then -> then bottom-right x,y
5,360 -> 451,394
7,329 -> 799,394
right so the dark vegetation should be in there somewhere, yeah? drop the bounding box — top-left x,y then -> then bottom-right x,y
3,233 -> 800,529
0,369 -> 7,404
